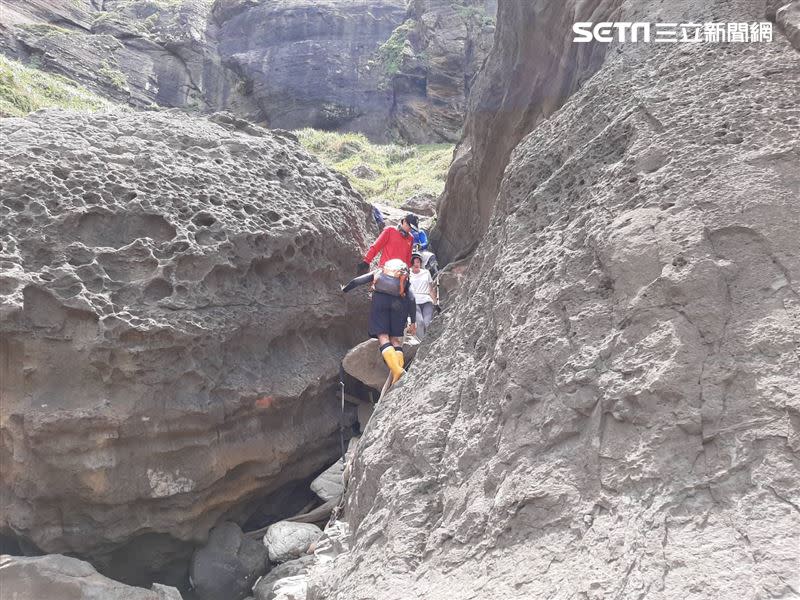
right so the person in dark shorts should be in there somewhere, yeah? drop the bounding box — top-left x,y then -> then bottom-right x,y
342,259 -> 417,384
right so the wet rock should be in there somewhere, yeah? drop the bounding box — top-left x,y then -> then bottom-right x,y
190,522 -> 268,600
264,522 -> 323,564
0,554 -> 182,599
0,109 -> 368,584
309,0 -> 800,598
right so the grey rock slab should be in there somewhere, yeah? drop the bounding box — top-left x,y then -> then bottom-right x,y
342,338 -> 420,391
310,460 -> 345,503
0,554 -> 166,599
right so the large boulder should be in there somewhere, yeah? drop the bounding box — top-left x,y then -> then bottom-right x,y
0,109 -> 370,585
310,460 -> 345,503
341,338 -> 421,392
0,554 -> 183,599
309,0 -> 800,598
264,522 -> 323,564
189,522 -> 268,600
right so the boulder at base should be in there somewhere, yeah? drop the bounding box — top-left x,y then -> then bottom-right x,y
264,522 -> 323,564
190,522 -> 268,600
253,555 -> 315,600
0,554 -> 183,599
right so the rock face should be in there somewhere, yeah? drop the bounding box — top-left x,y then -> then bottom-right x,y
0,109 -> 371,585
0,554 -> 183,600
309,1 -> 800,598
0,0 -> 495,143
0,0 -> 260,116
432,0 -> 617,263
213,0 -> 408,139
253,555 -> 315,600
388,0 -> 496,143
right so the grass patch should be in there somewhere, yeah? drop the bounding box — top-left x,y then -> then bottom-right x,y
17,23 -> 76,37
296,128 -> 453,207
377,19 -> 415,76
0,55 -> 115,117
99,61 -> 129,91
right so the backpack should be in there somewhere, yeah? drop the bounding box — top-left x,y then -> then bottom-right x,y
372,259 -> 408,297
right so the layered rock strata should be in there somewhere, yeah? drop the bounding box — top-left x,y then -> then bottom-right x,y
309,0 -> 800,597
0,0 -> 259,116
0,109 -> 370,585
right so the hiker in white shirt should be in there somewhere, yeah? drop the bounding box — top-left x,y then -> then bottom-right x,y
409,253 -> 438,339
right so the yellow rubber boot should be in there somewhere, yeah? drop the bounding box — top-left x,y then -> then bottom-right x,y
381,344 -> 405,384
394,347 -> 404,369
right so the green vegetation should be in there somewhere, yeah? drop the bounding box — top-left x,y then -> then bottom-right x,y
17,23 -> 76,37
377,20 -> 415,76
0,55 -> 115,117
455,5 -> 495,27
99,61 -> 129,91
296,128 -> 453,206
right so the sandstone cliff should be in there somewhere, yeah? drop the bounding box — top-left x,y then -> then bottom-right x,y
309,0 -> 800,597
0,109 -> 372,586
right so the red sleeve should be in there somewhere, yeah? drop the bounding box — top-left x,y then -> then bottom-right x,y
364,228 -> 391,264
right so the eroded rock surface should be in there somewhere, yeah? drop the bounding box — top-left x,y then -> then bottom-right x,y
189,522 -> 267,600
0,109 -> 371,585
309,0 -> 800,598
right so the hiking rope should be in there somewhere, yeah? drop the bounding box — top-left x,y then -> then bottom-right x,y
338,365 -> 347,463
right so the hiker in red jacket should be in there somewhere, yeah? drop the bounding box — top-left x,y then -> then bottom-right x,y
356,213 -> 418,273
